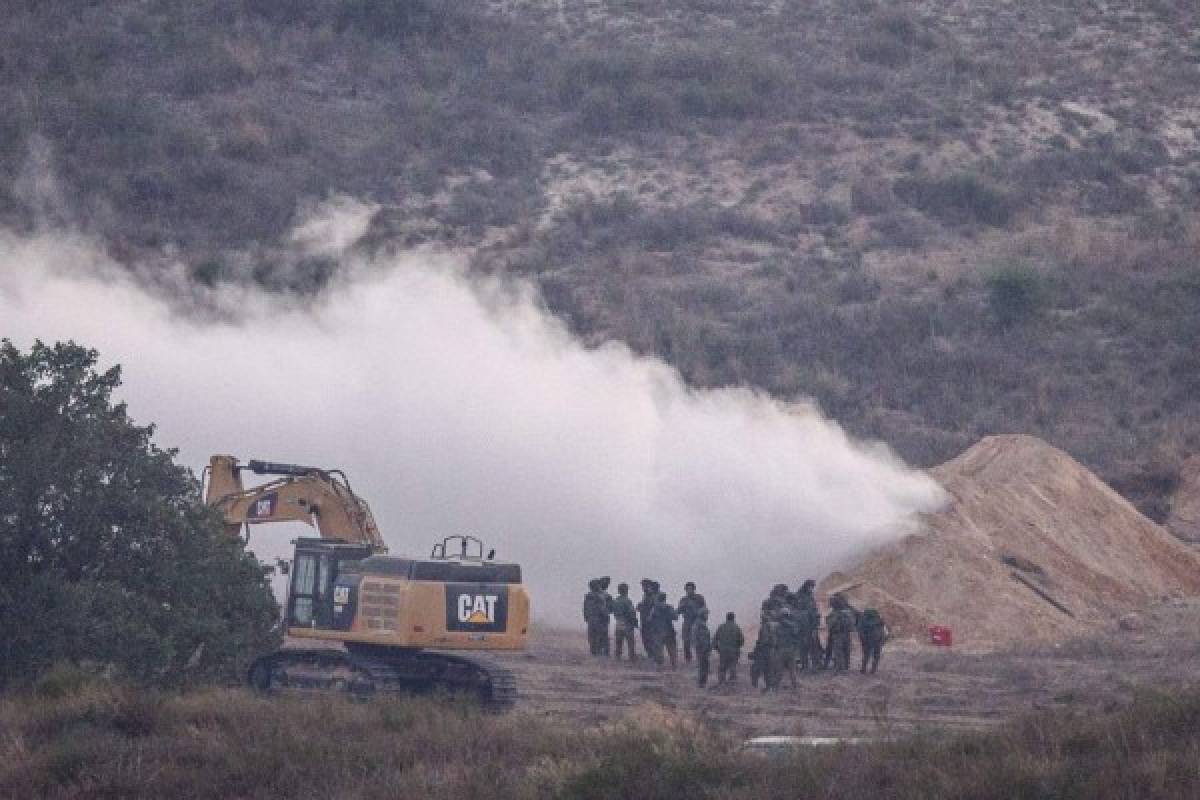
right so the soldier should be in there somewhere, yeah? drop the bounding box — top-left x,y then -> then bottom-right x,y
649,591 -> 679,669
692,608 -> 713,687
714,611 -> 744,685
582,579 -> 609,656
636,579 -> 659,657
597,576 -> 614,656
825,597 -> 856,672
774,606 -> 800,688
748,601 -> 771,688
858,608 -> 888,674
796,601 -> 817,672
676,582 -> 707,664
611,582 -> 639,662
757,605 -> 781,692
824,594 -> 861,669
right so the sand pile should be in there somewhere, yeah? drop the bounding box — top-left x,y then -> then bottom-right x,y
1166,455 -> 1200,543
820,435 -> 1200,647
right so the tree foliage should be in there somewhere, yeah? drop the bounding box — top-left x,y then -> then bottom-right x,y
0,340 -> 280,687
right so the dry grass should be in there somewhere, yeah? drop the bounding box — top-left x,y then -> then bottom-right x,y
3,673 -> 1200,799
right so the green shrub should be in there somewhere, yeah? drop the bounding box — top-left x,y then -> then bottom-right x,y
0,342 -> 280,688
894,171 -> 1020,227
986,264 -> 1046,326
32,664 -> 97,700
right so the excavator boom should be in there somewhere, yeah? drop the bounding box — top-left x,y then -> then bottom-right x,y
204,455 -> 387,552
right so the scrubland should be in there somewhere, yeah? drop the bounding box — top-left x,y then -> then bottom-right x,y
4,665 -> 1199,800
2,1 -> 1198,517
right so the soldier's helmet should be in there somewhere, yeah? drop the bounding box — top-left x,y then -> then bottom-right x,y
684,581 -> 696,591
726,611 -> 736,621
588,579 -> 600,591
801,579 -> 816,591
771,583 -> 788,597
599,576 -> 611,588
617,582 -> 629,593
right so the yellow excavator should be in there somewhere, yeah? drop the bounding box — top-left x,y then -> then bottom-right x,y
203,455 -> 529,709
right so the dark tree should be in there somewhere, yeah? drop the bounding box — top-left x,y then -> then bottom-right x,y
0,340 -> 280,687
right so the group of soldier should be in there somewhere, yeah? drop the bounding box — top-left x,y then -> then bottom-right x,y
748,580 -> 888,691
583,577 -> 744,687
583,576 -> 889,691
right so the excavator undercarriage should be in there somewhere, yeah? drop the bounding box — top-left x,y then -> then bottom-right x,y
247,646 -> 518,710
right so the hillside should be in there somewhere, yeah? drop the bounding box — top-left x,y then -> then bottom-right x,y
2,0 -> 1198,515
820,434 -> 1200,646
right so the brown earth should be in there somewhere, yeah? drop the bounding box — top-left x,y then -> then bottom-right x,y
1167,454 -> 1200,543
496,598 -> 1200,739
818,435 -> 1200,648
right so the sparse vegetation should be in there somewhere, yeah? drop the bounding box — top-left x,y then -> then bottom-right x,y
3,677 -> 1200,799
1,0 -> 1198,516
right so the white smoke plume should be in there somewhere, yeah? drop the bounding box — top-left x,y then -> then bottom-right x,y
0,202 -> 945,625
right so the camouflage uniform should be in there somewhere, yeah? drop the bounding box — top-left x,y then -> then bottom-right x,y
825,604 -> 856,672
794,581 -> 823,670
676,583 -> 707,664
748,602 -> 771,688
583,580 -> 609,656
636,580 -> 659,657
795,604 -> 819,672
648,592 -> 679,669
774,607 -> 800,688
714,613 -> 744,685
748,640 -> 765,688
611,584 -> 639,662
597,577 -> 614,656
858,608 -> 887,674
692,610 -> 713,687
757,610 -> 781,691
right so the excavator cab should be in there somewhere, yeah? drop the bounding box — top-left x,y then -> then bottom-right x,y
287,538 -> 373,629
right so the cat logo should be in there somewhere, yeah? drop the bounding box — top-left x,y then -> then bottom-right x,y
446,585 -> 508,633
248,492 -> 277,519
457,594 -> 498,625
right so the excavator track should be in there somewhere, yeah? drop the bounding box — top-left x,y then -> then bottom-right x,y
247,646 -> 518,711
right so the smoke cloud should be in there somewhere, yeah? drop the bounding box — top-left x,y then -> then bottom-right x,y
0,202 -> 945,625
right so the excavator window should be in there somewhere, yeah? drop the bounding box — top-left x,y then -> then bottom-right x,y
290,554 -> 317,625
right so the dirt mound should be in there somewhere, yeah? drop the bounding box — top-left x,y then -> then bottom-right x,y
1166,455 -> 1200,543
820,435 -> 1200,647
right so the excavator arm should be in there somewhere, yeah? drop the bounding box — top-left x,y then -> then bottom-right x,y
203,455 -> 387,553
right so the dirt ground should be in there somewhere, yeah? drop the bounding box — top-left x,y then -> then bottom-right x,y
491,599 -> 1200,739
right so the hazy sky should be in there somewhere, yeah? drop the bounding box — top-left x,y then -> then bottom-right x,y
0,198 -> 945,625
